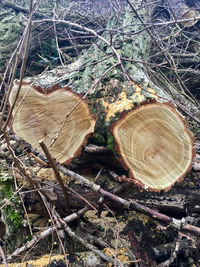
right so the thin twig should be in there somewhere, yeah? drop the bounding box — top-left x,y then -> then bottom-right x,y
6,207 -> 89,261
39,140 -> 70,214
36,190 -> 69,267
1,4 -> 33,131
53,3 -> 65,67
12,166 -> 33,237
2,130 -> 48,216
0,246 -> 8,267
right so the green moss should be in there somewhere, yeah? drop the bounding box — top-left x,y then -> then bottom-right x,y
93,133 -> 106,145
2,179 -> 12,198
4,204 -> 22,228
0,166 -> 23,232
107,133 -> 115,152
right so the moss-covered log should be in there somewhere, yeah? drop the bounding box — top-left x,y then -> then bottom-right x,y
8,0 -> 195,191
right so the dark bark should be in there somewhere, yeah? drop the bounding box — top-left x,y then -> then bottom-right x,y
22,180 -> 200,218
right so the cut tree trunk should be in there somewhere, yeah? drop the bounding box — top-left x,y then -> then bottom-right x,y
111,102 -> 194,191
9,0 -> 195,191
9,80 -> 95,164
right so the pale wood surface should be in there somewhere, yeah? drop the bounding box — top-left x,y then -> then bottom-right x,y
9,81 -> 95,164
112,103 -> 194,191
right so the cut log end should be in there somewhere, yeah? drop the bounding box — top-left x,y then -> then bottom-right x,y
111,102 -> 194,192
9,81 -> 96,164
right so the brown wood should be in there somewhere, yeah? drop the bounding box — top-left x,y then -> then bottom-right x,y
8,80 -> 95,165
110,102 -> 194,191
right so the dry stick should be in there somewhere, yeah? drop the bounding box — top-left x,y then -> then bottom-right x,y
0,33 -> 25,128
6,207 -> 89,261
39,140 -> 70,214
36,191 -> 69,267
125,0 -> 199,107
56,164 -> 200,236
13,167 -> 33,237
0,245 -> 8,267
0,181 -> 27,211
0,23 -> 25,97
175,101 -> 200,124
2,131 -> 49,216
1,5 -> 33,132
9,134 -> 200,236
58,217 -> 114,264
0,73 -> 9,92
53,4 -> 65,67
108,170 -> 147,190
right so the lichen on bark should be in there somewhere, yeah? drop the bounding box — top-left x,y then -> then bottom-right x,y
0,6 -> 23,72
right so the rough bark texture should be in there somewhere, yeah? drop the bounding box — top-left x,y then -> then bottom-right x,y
0,0 -> 126,74
17,0 -> 195,191
0,6 -> 24,73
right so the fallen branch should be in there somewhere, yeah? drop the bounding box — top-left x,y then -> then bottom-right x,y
84,145 -> 111,154
0,246 -> 7,267
0,0 -> 45,18
55,165 -> 200,236
9,133 -> 200,236
6,207 -> 89,261
39,140 -> 70,213
58,217 -> 114,263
